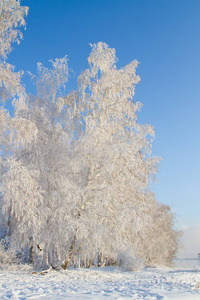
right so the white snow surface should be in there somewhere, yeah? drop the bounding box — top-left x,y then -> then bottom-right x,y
0,265 -> 200,299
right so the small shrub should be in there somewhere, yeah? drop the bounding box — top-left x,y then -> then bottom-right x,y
0,240 -> 18,265
117,250 -> 144,271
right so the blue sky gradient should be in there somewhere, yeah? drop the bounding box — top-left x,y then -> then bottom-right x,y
7,0 -> 200,228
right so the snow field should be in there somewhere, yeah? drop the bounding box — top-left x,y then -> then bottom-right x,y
0,266 -> 199,299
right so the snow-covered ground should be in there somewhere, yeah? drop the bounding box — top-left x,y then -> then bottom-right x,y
0,265 -> 200,300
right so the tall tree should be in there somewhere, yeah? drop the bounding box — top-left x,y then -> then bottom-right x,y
0,0 -> 28,163
0,0 -> 28,102
0,0 -> 29,240
1,40 -> 179,269
73,42 -> 178,267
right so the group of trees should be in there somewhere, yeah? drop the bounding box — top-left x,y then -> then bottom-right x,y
0,0 -> 179,270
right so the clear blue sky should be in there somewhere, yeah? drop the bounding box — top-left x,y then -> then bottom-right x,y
7,0 -> 200,228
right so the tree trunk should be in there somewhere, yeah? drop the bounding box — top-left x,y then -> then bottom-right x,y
61,235 -> 76,270
29,243 -> 34,264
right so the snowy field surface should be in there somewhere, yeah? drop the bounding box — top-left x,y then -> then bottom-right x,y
0,266 -> 200,300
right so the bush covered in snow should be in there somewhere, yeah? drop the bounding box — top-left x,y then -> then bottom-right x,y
0,240 -> 18,265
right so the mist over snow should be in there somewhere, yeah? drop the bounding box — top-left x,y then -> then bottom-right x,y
177,225 -> 200,259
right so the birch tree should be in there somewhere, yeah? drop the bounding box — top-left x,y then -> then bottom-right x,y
73,42 -> 178,267
0,0 -> 28,161
1,56 -> 85,268
0,0 -> 29,239
0,40 -> 179,269
0,0 -> 28,102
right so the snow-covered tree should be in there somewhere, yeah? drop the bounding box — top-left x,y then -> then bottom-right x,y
0,0 -> 28,102
1,56 -> 86,268
0,0 -> 29,168
0,40 -> 179,269
0,0 -> 28,158
71,42 -> 179,267
0,0 -> 29,243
